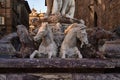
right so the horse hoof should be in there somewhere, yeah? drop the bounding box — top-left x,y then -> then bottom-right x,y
78,55 -> 83,58
30,56 -> 34,59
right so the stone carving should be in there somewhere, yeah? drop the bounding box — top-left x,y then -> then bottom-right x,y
30,22 -> 58,58
16,25 -> 35,58
88,27 -> 114,51
99,39 -> 120,58
60,23 -> 89,58
0,75 -> 6,80
82,27 -> 117,59
0,0 -> 119,60
112,26 -> 120,39
0,33 -> 17,56
46,0 -> 75,18
52,23 -> 65,47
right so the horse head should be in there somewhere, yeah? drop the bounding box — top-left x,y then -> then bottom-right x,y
76,23 -> 89,48
53,23 -> 62,32
16,25 -> 32,43
34,22 -> 48,41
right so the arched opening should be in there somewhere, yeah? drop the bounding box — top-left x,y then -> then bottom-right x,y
94,12 -> 98,27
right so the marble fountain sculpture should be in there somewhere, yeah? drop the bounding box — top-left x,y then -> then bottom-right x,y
29,0 -> 89,58
30,22 -> 58,58
1,0 -> 119,59
0,0 -> 100,58
60,23 -> 88,58
30,22 -> 88,58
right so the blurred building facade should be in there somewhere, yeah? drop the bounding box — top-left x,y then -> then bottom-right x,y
29,8 -> 45,26
0,0 -> 31,36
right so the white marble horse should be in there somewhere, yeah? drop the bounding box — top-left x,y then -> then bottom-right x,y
30,22 -> 58,58
60,23 -> 89,58
46,0 -> 75,18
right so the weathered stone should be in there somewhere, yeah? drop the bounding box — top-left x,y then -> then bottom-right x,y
28,73 -> 72,80
0,74 -> 72,80
1,73 -> 120,80
6,74 -> 23,80
75,0 -> 120,30
0,59 -> 119,73
72,74 -> 120,80
0,33 -> 18,56
0,75 -> 6,80
99,40 -> 120,58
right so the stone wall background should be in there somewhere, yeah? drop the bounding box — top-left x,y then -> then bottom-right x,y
75,0 -> 120,30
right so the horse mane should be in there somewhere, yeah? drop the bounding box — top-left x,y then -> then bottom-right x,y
46,23 -> 54,41
64,23 -> 77,34
64,23 -> 86,35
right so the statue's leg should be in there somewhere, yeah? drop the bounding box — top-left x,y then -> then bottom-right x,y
52,0 -> 62,14
66,6 -> 75,18
66,0 -> 75,18
30,50 -> 39,59
61,0 -> 68,16
57,0 -> 62,13
46,0 -> 53,16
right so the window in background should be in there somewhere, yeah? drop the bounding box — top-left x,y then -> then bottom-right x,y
0,16 -> 5,25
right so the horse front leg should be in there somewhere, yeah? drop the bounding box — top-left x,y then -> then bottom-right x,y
30,50 -> 39,59
48,52 -> 53,59
80,42 -> 84,48
77,51 -> 83,58
61,50 -> 66,58
75,47 -> 83,58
